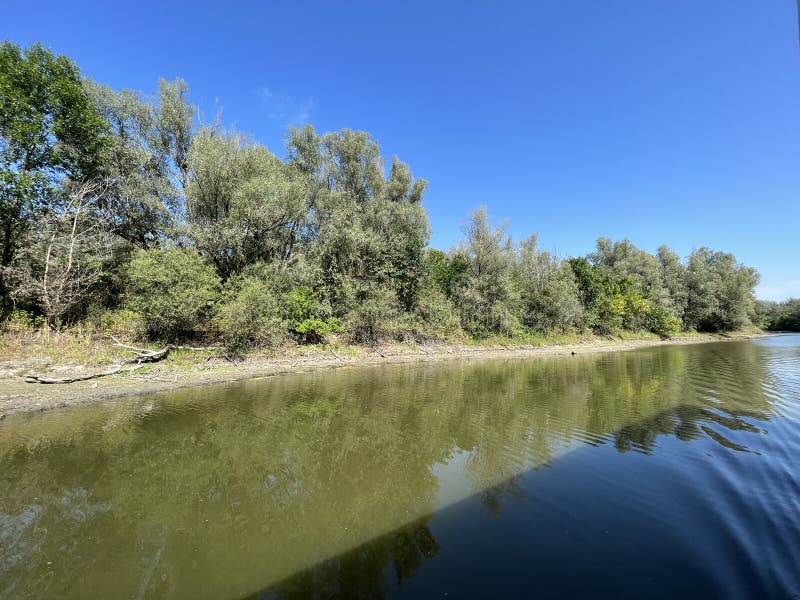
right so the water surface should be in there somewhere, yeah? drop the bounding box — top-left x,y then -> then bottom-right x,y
1,336 -> 799,599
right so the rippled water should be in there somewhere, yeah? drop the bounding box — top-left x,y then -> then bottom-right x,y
1,336 -> 799,599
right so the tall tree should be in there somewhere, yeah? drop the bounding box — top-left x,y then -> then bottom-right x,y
657,245 -> 688,322
454,207 -> 520,336
684,248 -> 759,331
285,126 -> 429,312
516,235 -> 583,333
186,127 -> 307,279
590,237 -> 671,309
0,42 -> 107,314
86,80 -> 182,247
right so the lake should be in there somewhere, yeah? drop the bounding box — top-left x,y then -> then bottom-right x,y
1,336 -> 799,599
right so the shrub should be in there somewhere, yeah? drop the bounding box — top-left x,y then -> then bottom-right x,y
125,248 -> 220,341
294,317 -> 344,343
281,286 -> 343,343
216,278 -> 285,354
283,286 -> 319,325
1,310 -> 46,333
345,288 -> 404,344
410,286 -> 462,341
643,305 -> 682,338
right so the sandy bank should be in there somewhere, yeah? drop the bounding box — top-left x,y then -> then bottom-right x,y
0,332 -> 770,418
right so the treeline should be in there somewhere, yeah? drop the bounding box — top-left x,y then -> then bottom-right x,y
755,299 -> 800,331
0,42 -> 762,351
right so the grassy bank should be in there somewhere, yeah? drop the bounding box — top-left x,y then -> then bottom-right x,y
0,327 -> 768,418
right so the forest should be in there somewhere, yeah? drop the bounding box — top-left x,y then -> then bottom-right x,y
0,42 -> 780,354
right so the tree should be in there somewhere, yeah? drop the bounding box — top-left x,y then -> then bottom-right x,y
516,235 -> 583,333
285,126 -> 429,313
590,238 -> 671,309
0,42 -> 107,314
87,80 -> 182,248
657,245 -> 688,322
186,127 -> 307,279
155,78 -> 194,198
215,276 -> 285,353
453,207 -> 520,336
9,181 -> 116,328
759,298 -> 800,331
684,248 -> 759,331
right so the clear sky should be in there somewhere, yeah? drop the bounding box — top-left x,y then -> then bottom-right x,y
4,0 -> 799,300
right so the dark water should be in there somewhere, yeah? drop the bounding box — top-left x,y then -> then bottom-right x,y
1,336 -> 799,599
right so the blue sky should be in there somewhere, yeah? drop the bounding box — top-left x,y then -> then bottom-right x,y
5,0 -> 799,299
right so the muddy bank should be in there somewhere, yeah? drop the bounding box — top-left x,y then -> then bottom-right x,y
0,332 -> 770,418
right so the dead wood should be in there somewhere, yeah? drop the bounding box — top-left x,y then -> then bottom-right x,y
25,337 -> 215,384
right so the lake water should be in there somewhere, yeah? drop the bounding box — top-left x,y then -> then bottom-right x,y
1,336 -> 799,599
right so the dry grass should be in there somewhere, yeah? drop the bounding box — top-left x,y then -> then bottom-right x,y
0,322 -> 134,367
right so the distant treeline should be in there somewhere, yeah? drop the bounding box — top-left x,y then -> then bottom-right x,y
0,42 -> 764,350
756,299 -> 800,331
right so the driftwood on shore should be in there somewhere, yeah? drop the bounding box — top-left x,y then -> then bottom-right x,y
24,336 -> 215,384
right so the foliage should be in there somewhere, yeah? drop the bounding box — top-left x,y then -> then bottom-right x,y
85,78 -> 189,248
294,317 -> 344,342
93,308 -> 144,340
757,298 -> 800,331
215,277 -> 285,353
517,235 -> 583,333
453,207 -> 521,337
283,286 -> 342,343
409,284 -> 463,341
0,42 -> 107,315
9,181 -> 118,328
187,127 -> 307,279
344,288 -> 405,344
0,42 -> 767,351
125,248 -> 220,340
683,248 -> 759,332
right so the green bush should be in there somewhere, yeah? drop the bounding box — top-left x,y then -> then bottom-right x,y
1,310 -> 46,333
295,317 -> 344,343
125,248 -> 220,341
216,278 -> 286,354
345,288 -> 404,344
281,286 -> 343,343
643,305 -> 682,338
409,286 -> 462,341
283,286 -> 318,325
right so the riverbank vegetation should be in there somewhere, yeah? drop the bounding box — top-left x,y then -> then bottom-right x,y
756,298 -> 800,331
0,42 -> 764,356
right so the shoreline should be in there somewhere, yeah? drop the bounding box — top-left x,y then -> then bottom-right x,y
0,332 -> 772,419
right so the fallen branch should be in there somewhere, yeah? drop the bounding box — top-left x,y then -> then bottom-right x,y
25,337 -> 215,384
25,363 -> 145,384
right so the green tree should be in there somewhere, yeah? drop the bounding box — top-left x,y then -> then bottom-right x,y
591,238 -> 671,309
684,248 -> 759,331
453,207 -> 520,336
657,245 -> 688,322
0,42 -> 107,314
760,298 -> 800,331
86,79 -> 185,248
186,127 -> 307,279
125,248 -> 220,340
285,126 -> 429,314
215,276 -> 285,353
516,235 -> 583,333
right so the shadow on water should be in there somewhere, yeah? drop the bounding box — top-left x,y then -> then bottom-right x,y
1,337 -> 798,599
250,340 -> 798,599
